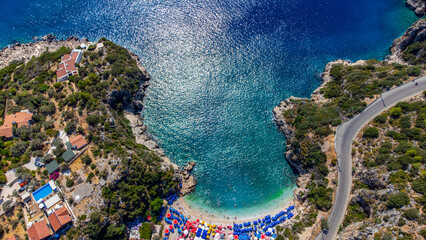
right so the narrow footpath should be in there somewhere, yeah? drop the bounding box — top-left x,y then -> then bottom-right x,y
317,76 -> 426,240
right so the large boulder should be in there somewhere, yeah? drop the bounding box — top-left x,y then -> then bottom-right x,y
181,175 -> 197,195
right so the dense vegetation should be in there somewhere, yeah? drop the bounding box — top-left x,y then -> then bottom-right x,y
347,97 -> 426,239
0,38 -> 179,239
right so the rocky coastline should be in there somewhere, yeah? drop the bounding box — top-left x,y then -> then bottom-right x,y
387,18 -> 426,64
274,17 -> 425,198
406,0 -> 425,16
120,49 -> 199,196
273,16 -> 425,240
0,34 -> 198,196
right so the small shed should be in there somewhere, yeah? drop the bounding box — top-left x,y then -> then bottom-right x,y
62,149 -> 76,162
45,160 -> 60,175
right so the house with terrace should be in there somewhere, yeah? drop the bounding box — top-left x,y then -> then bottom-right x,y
56,49 -> 83,82
47,206 -> 73,233
24,180 -> 75,239
69,134 -> 88,150
0,111 -> 33,138
27,220 -> 51,240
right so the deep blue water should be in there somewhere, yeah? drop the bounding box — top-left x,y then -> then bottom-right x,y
0,0 -> 418,216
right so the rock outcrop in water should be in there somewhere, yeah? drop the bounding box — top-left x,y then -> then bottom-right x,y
180,161 -> 197,195
387,18 -> 426,64
406,0 -> 425,16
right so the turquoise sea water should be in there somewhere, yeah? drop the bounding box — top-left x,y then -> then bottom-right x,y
0,0 -> 418,217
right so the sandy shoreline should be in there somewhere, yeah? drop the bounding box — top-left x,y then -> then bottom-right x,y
170,193 -> 300,226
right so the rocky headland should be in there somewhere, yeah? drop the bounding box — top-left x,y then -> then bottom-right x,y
273,17 -> 425,239
0,34 -> 198,196
116,47 -> 199,197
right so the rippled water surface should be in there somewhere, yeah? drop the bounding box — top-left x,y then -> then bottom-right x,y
0,0 -> 418,216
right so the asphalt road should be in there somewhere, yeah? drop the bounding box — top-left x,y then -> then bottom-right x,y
316,76 -> 426,240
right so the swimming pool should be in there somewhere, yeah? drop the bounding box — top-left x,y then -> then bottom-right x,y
32,183 -> 53,202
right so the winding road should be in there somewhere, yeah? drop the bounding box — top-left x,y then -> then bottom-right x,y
316,76 -> 426,240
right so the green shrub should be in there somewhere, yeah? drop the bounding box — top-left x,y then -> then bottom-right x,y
87,45 -> 96,51
383,215 -> 390,222
86,172 -> 95,183
139,223 -> 152,239
375,154 -> 390,165
53,82 -> 62,89
397,217 -> 406,226
363,127 -> 379,138
374,114 -> 387,124
390,107 -> 402,118
81,154 -> 92,165
399,116 -> 412,129
66,179 -> 74,188
90,163 -> 97,170
395,141 -> 412,154
65,121 -> 76,134
407,66 -> 421,76
387,192 -> 410,209
403,208 -> 419,220
411,178 -> 426,195
379,142 -> 392,154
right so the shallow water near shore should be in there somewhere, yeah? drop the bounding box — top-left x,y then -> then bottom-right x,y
0,0 -> 418,216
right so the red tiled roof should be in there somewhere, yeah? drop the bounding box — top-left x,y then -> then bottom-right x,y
65,60 -> 76,72
71,51 -> 80,60
62,54 -> 71,61
47,207 -> 72,232
69,134 -> 88,150
0,112 -> 33,138
0,127 -> 12,138
57,50 -> 80,80
28,220 -> 51,240
56,63 -> 67,79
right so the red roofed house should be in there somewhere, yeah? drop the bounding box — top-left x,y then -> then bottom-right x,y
47,207 -> 73,233
27,220 -> 51,240
69,134 -> 88,150
56,49 -> 83,82
0,111 -> 33,138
